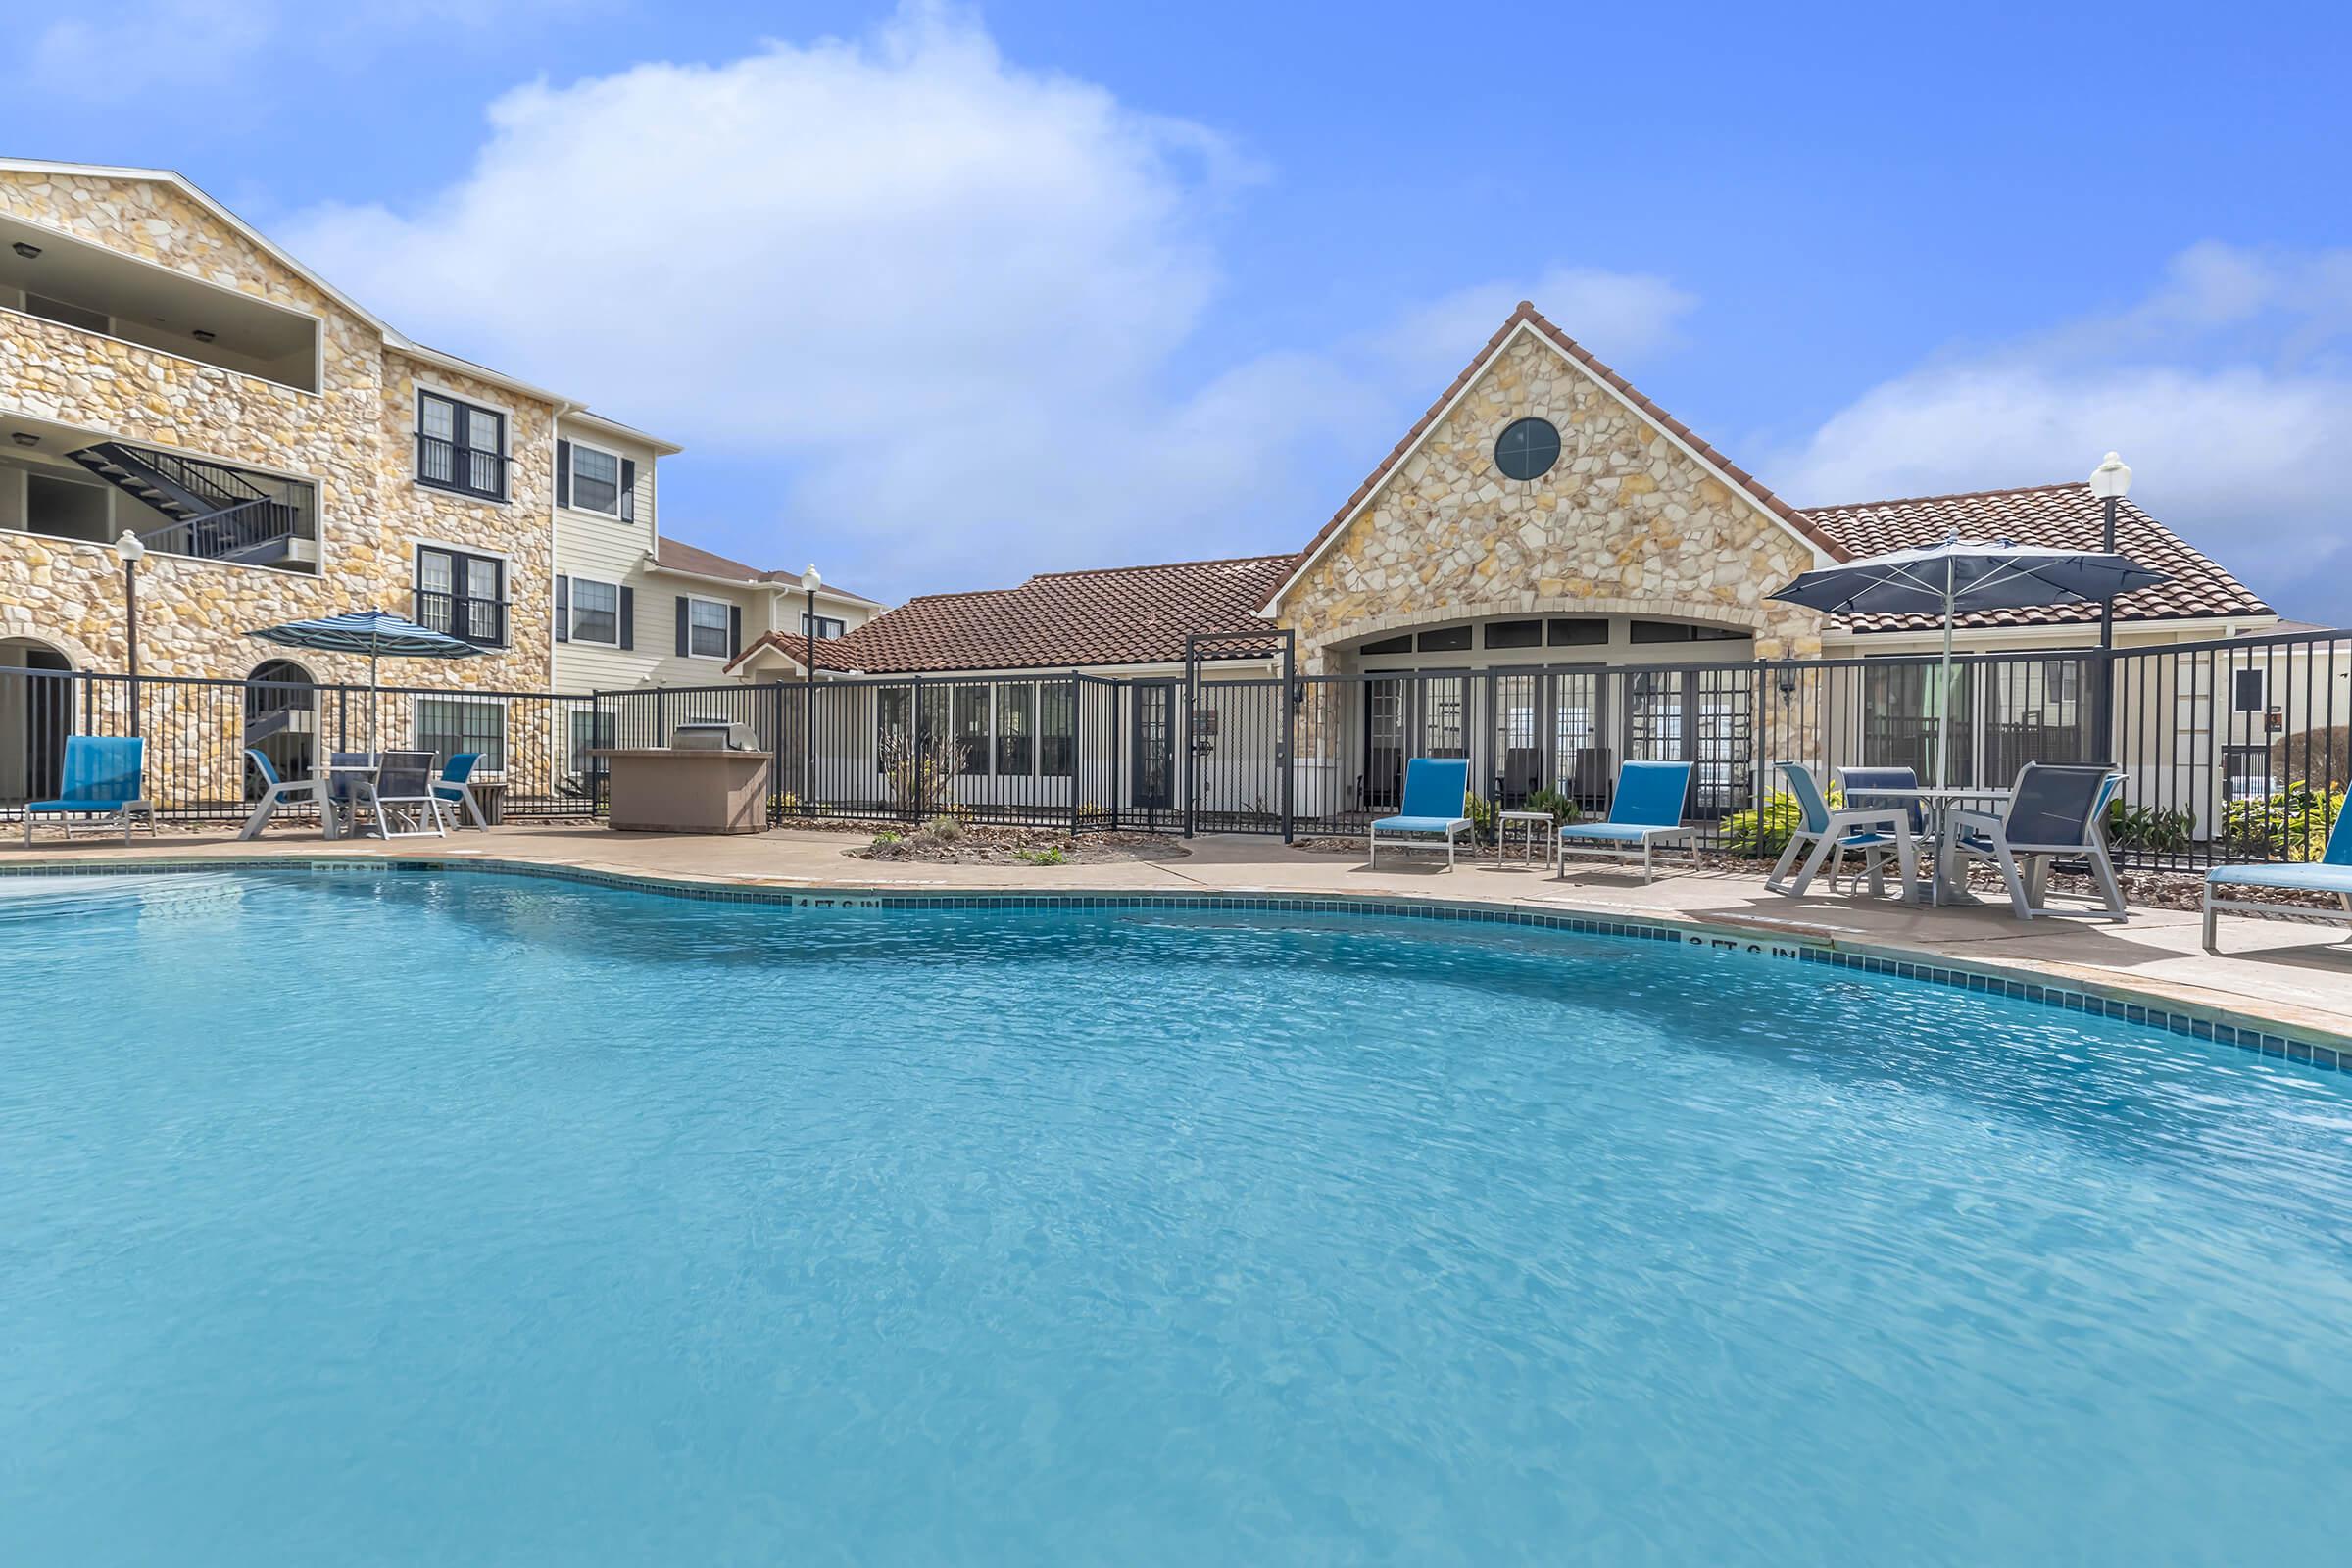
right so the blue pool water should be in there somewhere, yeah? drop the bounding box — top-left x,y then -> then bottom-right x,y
3,870 -> 2349,1564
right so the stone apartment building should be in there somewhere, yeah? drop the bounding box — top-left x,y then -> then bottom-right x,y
0,158 -> 873,802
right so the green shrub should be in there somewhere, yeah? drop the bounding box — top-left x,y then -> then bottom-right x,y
1015,846 -> 1068,866
2104,800 -> 2194,854
1522,786 -> 1581,826
922,812 -> 964,844
1720,790 -> 1807,858
1463,791 -> 1497,844
2222,783 -> 2346,861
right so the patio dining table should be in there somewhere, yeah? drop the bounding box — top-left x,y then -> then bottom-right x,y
324,756 -> 384,841
1840,784 -> 2011,906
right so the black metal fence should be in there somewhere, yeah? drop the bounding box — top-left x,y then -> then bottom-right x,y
5,627 -> 2345,869
0,667 -> 601,825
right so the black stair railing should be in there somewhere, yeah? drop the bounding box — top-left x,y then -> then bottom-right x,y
66,440 -> 317,564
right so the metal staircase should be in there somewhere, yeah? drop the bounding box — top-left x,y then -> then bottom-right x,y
63,441 -> 315,568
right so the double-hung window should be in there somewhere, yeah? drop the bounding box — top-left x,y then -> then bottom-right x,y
800,612 -> 847,640
416,696 -> 508,772
686,597 -> 732,659
417,391 -> 507,501
569,443 -> 621,515
570,578 -> 620,645
416,546 -> 508,646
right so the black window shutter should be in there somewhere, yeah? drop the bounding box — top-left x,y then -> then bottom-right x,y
618,586 -> 634,650
554,575 -> 568,642
675,596 -> 689,658
619,458 -> 636,523
556,440 -> 572,509
728,605 -> 743,658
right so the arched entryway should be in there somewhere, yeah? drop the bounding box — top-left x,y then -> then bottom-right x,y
243,659 -> 318,793
1,636 -> 76,808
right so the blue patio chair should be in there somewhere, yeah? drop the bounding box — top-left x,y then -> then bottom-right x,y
236,749 -> 333,840
1767,762 -> 1917,898
1948,763 -> 2125,920
2202,793 -> 2352,953
1367,758 -> 1473,868
23,735 -> 155,846
432,752 -> 491,829
368,750 -> 451,839
1837,766 -> 1930,838
1556,760 -> 1695,883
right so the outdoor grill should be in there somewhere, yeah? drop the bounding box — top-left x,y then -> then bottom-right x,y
669,719 -> 758,752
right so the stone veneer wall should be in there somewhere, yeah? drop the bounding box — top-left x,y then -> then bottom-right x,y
1274,328 -> 1829,671
0,170 -> 553,693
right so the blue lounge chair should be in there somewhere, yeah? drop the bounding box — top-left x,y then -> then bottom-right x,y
1949,763 -> 2125,919
2203,797 -> 2352,952
1767,762 -> 1917,898
22,735 -> 155,845
1557,760 -> 1695,883
1367,758 -> 1473,868
433,752 -> 491,829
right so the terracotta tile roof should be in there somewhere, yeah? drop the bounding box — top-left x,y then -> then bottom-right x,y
1263,299 -> 1845,612
1796,482 -> 2275,633
758,555 -> 1298,674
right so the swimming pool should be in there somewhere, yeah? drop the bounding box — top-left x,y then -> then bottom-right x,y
3,868 -> 2346,1563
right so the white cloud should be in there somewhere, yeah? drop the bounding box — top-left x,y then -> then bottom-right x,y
1775,244 -> 2352,624
27,0 -> 597,103
280,2 -> 1697,591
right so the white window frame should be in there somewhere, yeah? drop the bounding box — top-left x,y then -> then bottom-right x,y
684,594 -> 733,662
412,540 -> 511,648
414,381 -> 514,505
567,574 -> 622,648
413,694 -> 512,777
566,437 -> 624,518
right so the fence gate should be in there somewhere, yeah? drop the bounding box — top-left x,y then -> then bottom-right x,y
1184,629 -> 1295,840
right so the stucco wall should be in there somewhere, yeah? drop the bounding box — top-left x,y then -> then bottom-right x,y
0,169 -> 553,693
1274,326 -> 1829,670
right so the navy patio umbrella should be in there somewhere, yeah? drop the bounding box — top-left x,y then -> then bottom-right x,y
1770,536 -> 2167,788
245,609 -> 483,753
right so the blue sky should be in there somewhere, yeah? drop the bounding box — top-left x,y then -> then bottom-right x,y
12,1 -> 2350,619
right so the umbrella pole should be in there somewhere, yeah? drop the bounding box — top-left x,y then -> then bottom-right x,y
1937,554 -> 1955,792
370,651 -> 380,755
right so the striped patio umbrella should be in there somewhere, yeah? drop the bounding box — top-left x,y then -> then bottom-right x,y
1770,534 -> 2166,789
245,609 -> 483,753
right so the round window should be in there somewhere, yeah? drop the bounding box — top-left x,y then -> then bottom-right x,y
1494,417 -> 1561,482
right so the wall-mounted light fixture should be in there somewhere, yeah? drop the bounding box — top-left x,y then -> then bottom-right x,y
9,241 -> 40,260
191,329 -> 217,343
9,432 -> 36,448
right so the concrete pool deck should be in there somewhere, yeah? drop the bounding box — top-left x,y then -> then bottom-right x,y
9,822 -> 2350,1050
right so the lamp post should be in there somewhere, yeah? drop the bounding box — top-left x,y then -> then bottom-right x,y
2086,452 -> 2132,765
801,564 -> 821,809
115,529 -> 146,737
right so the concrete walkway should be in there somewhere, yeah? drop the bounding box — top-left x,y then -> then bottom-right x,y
9,822 -> 2350,1046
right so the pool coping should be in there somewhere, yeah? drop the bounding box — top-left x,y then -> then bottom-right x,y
7,849 -> 2348,1072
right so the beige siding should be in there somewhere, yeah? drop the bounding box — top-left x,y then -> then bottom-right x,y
550,420 -> 673,691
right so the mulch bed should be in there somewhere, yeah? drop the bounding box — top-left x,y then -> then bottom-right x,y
848,824 -> 1187,866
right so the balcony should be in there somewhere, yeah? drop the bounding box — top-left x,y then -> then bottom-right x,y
413,589 -> 509,648
416,433 -> 510,502
2,212 -> 320,394
0,416 -> 319,572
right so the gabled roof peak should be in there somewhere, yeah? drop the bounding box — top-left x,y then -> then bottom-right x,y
1260,299 -> 1846,612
